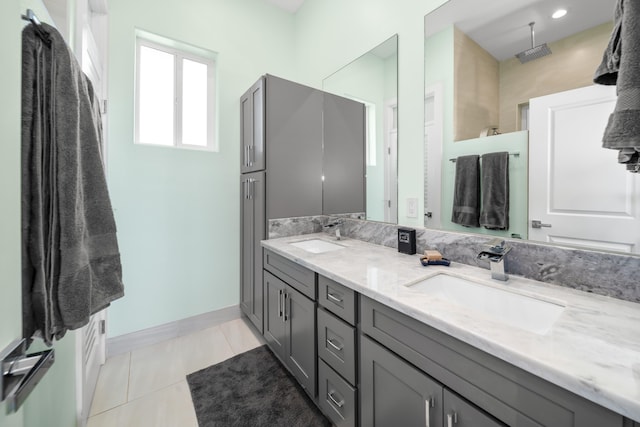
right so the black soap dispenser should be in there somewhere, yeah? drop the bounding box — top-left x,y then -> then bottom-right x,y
398,228 -> 416,255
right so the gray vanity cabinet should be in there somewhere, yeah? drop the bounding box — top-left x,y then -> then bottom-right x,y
361,335 -> 445,427
240,171 -> 265,333
263,270 -> 286,356
360,296 -> 625,427
263,251 -> 317,397
361,335 -> 506,427
317,276 -> 358,427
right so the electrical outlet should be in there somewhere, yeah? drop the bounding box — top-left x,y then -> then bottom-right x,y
407,198 -> 418,218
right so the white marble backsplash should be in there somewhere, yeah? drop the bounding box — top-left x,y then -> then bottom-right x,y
268,216 -> 640,304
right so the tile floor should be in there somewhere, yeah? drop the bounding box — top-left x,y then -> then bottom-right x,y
87,317 -> 266,427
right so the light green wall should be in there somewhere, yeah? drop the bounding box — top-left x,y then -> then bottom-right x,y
294,0 -> 447,227
107,0 -> 297,337
0,1 -> 25,425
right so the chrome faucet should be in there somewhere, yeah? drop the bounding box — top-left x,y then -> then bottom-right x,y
477,238 -> 512,281
323,219 -> 343,240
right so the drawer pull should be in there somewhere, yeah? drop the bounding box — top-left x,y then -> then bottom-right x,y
278,289 -> 283,318
447,412 -> 458,427
326,338 -> 343,351
327,292 -> 343,303
327,390 -> 344,408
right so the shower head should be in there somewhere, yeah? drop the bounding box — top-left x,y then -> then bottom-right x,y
515,22 -> 552,63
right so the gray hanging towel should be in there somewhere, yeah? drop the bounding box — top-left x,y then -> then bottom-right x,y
22,22 -> 124,345
479,152 -> 509,230
594,0 -> 640,173
451,155 -> 480,227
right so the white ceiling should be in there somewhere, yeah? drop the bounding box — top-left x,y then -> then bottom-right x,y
264,0 -> 306,14
426,0 -> 615,61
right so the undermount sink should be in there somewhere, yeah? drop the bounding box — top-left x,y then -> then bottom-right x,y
406,273 -> 565,335
290,238 -> 345,254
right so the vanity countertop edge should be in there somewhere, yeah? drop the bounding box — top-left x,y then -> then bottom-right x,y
261,233 -> 640,422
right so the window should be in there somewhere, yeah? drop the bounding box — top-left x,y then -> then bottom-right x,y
135,31 -> 217,150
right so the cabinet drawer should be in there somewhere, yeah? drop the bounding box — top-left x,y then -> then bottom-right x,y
264,249 -> 316,300
318,359 -> 356,427
317,307 -> 356,384
318,275 -> 356,325
361,296 -> 623,427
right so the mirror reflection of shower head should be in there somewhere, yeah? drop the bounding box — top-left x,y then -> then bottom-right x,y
515,21 -> 552,63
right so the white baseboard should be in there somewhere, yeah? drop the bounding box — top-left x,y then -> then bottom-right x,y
106,305 -> 242,358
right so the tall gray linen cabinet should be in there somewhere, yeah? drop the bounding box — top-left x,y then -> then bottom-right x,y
239,74 -> 365,334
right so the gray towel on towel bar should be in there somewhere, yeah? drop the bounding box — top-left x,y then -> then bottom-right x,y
22,23 -> 124,345
479,152 -> 509,230
594,0 -> 640,172
451,155 -> 480,227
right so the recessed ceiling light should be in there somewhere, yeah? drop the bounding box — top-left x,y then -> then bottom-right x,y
552,9 -> 567,19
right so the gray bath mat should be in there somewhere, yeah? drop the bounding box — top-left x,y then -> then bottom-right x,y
187,345 -> 331,427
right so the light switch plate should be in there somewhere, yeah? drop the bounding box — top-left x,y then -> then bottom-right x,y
407,198 -> 418,218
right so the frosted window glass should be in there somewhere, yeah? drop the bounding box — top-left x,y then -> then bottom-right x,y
139,46 -> 174,146
182,59 -> 208,146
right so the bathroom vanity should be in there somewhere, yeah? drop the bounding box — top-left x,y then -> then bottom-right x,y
259,234 -> 640,427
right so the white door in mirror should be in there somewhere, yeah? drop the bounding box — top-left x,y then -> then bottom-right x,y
529,85 -> 640,254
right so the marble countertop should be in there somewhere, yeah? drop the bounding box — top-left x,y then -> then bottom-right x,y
262,233 -> 640,422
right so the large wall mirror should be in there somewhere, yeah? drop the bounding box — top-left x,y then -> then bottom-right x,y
323,34 -> 399,223
424,0 -> 640,255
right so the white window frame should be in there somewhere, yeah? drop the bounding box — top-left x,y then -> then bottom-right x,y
135,33 -> 217,151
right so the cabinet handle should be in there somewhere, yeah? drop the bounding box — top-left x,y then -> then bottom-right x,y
278,289 -> 283,318
326,338 -> 343,351
425,397 -> 435,427
246,178 -> 255,200
327,390 -> 344,408
281,291 -> 286,322
244,146 -> 249,167
283,293 -> 288,322
327,292 -> 343,303
248,145 -> 254,167
447,412 -> 458,427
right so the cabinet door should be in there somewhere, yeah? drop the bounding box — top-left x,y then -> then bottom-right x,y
322,92 -> 365,216
285,285 -> 317,396
443,389 -> 506,427
361,335 -> 444,427
265,74 -> 323,219
263,271 -> 286,360
240,172 -> 265,333
240,78 -> 264,173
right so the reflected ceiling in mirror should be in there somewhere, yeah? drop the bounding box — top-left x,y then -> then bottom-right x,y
323,34 -> 398,224
423,0 -> 640,256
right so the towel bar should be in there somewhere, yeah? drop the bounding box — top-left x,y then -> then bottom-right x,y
1,339 -> 55,414
449,152 -> 520,162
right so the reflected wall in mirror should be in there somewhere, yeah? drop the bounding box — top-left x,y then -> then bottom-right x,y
424,0 -> 640,255
323,35 -> 398,223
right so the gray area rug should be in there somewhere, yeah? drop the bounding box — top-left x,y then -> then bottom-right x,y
187,345 -> 331,427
